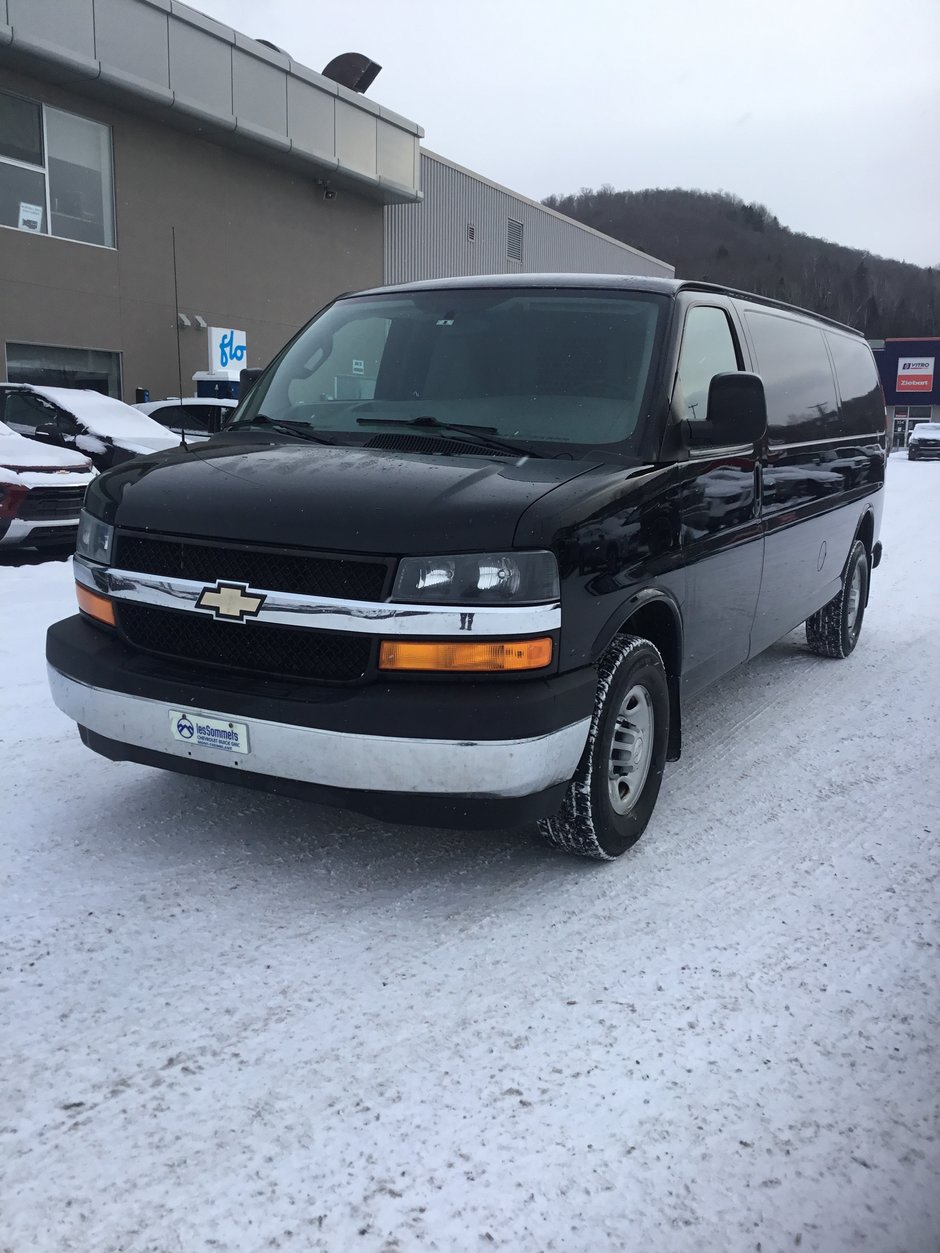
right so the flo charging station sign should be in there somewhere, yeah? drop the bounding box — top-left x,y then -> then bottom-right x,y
896,356 -> 934,392
208,327 -> 247,376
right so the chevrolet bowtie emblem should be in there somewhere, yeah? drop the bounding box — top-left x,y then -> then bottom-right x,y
195,581 -> 266,622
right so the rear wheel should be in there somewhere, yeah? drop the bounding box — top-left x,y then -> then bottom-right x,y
805,539 -> 869,659
538,635 -> 669,860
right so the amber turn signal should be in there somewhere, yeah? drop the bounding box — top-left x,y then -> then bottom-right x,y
76,583 -> 116,627
379,637 -> 553,673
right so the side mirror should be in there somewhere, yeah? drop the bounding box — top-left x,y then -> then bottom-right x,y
687,372 -> 768,447
33,423 -> 63,445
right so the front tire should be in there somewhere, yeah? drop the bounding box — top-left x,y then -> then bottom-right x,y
539,635 -> 669,860
805,539 -> 869,659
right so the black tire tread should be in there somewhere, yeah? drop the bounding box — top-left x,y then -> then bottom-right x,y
805,593 -> 848,658
805,540 -> 868,659
538,635 -> 664,861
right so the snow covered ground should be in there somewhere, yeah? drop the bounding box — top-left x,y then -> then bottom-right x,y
2,458 -> 938,1253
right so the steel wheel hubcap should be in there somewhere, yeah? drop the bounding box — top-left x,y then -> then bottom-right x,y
607,684 -> 654,816
846,561 -> 862,631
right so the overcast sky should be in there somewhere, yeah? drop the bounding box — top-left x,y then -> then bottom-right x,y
196,0 -> 939,268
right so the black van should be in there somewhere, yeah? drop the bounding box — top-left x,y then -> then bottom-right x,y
46,276 -> 886,859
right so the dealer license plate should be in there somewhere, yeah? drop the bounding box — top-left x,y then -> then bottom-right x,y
169,709 -> 249,754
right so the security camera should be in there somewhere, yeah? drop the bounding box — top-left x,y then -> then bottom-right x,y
323,185 -> 336,201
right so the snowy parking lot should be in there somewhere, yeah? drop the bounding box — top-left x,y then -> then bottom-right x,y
2,457 -> 938,1252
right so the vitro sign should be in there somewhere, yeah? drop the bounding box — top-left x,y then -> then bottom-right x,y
896,356 -> 934,392
208,327 -> 247,375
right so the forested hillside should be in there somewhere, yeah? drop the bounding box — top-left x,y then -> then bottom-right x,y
543,187 -> 938,337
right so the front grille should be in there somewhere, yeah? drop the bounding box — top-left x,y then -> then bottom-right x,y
114,533 -> 388,601
117,602 -> 371,683
19,487 -> 86,521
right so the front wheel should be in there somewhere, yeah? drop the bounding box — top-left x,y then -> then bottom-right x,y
805,539 -> 869,658
539,635 -> 669,860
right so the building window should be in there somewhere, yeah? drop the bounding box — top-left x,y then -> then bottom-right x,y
0,90 -> 115,248
909,406 -> 932,418
467,223 -> 475,242
507,217 -> 523,262
5,342 -> 122,397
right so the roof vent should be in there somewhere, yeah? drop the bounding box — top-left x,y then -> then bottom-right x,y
507,218 -> 524,262
322,53 -> 382,94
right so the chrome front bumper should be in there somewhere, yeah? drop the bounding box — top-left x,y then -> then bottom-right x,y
0,516 -> 80,546
48,666 -> 590,799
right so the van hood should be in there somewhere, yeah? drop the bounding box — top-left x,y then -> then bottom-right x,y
93,440 -> 602,554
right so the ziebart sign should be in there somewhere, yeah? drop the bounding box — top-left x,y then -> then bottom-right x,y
896,356 -> 934,392
208,327 -> 247,376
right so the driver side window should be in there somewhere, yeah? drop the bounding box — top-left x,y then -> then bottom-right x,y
674,307 -> 740,422
4,391 -> 56,431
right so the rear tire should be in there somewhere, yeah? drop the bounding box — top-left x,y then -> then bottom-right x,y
538,635 -> 669,860
805,539 -> 869,659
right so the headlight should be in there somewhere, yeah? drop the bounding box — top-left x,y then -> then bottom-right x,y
76,512 -> 114,565
392,551 -> 559,604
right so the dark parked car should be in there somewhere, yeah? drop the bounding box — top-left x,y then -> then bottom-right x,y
46,275 -> 886,859
907,421 -> 940,459
0,384 -> 180,471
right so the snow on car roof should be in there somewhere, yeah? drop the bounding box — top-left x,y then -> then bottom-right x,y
18,386 -> 179,441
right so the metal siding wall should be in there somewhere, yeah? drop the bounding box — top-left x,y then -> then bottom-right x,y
385,153 -> 673,284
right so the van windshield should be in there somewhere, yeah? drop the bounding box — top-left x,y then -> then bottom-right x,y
231,288 -> 666,453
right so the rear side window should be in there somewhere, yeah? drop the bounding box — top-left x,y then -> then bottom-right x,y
825,334 -> 884,435
746,311 -> 839,442
150,404 -> 211,432
177,404 -> 214,431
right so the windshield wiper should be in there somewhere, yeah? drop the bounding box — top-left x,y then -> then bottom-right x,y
355,415 -> 533,457
237,415 -> 335,446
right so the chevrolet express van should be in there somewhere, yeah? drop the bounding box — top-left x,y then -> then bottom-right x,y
46,276 -> 886,859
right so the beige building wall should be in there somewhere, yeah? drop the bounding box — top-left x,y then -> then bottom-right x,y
0,67 -> 385,401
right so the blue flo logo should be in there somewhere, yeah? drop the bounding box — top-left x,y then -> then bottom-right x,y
177,714 -> 195,739
219,330 -> 246,369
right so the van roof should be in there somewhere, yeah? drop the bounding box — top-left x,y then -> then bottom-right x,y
355,273 -> 863,336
